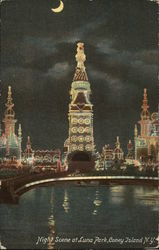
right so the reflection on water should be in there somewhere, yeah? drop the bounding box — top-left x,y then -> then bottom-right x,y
48,192 -> 55,250
93,190 -> 102,215
134,186 -> 159,199
62,190 -> 70,213
134,186 -> 159,212
0,185 -> 158,249
109,186 -> 125,205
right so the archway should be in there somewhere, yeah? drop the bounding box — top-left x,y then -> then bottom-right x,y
71,151 -> 90,161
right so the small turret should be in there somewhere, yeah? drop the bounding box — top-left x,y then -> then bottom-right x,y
134,124 -> 138,138
26,136 -> 31,151
24,136 -> 33,158
18,124 -> 22,137
113,136 -> 124,160
115,136 -> 120,149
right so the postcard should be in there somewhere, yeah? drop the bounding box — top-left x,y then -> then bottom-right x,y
0,0 -> 159,249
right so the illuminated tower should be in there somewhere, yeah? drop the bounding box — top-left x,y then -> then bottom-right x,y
134,89 -> 153,162
67,42 -> 94,155
0,86 -> 22,160
24,136 -> 32,157
3,86 -> 17,137
139,88 -> 151,137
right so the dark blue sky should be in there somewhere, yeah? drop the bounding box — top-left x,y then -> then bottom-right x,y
0,0 -> 159,152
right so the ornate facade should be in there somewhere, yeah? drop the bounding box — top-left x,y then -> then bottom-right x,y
0,86 -> 22,161
134,89 -> 159,163
34,149 -> 60,165
66,42 -> 95,154
101,144 -> 114,169
100,137 -> 124,170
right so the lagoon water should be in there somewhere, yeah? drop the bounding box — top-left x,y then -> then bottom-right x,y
0,185 -> 159,249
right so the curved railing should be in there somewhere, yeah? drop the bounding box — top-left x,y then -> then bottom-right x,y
15,175 -> 159,195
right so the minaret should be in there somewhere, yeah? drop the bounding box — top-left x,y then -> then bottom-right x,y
26,136 -> 31,151
18,124 -> 22,160
3,86 -> 17,137
24,136 -> 33,159
67,42 -> 94,154
134,124 -> 138,160
134,124 -> 138,138
139,88 -> 151,137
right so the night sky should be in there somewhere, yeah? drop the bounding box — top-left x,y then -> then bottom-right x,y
0,0 -> 159,152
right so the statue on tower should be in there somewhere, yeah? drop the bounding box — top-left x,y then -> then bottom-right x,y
73,42 -> 88,82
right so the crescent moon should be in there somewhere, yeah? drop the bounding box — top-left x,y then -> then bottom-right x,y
51,0 -> 64,13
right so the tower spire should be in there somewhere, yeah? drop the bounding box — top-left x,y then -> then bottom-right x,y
26,136 -> 31,150
141,88 -> 150,120
142,88 -> 149,111
3,86 -> 17,136
139,88 -> 151,137
73,42 -> 88,81
24,135 -> 33,160
5,86 -> 15,117
116,136 -> 120,148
